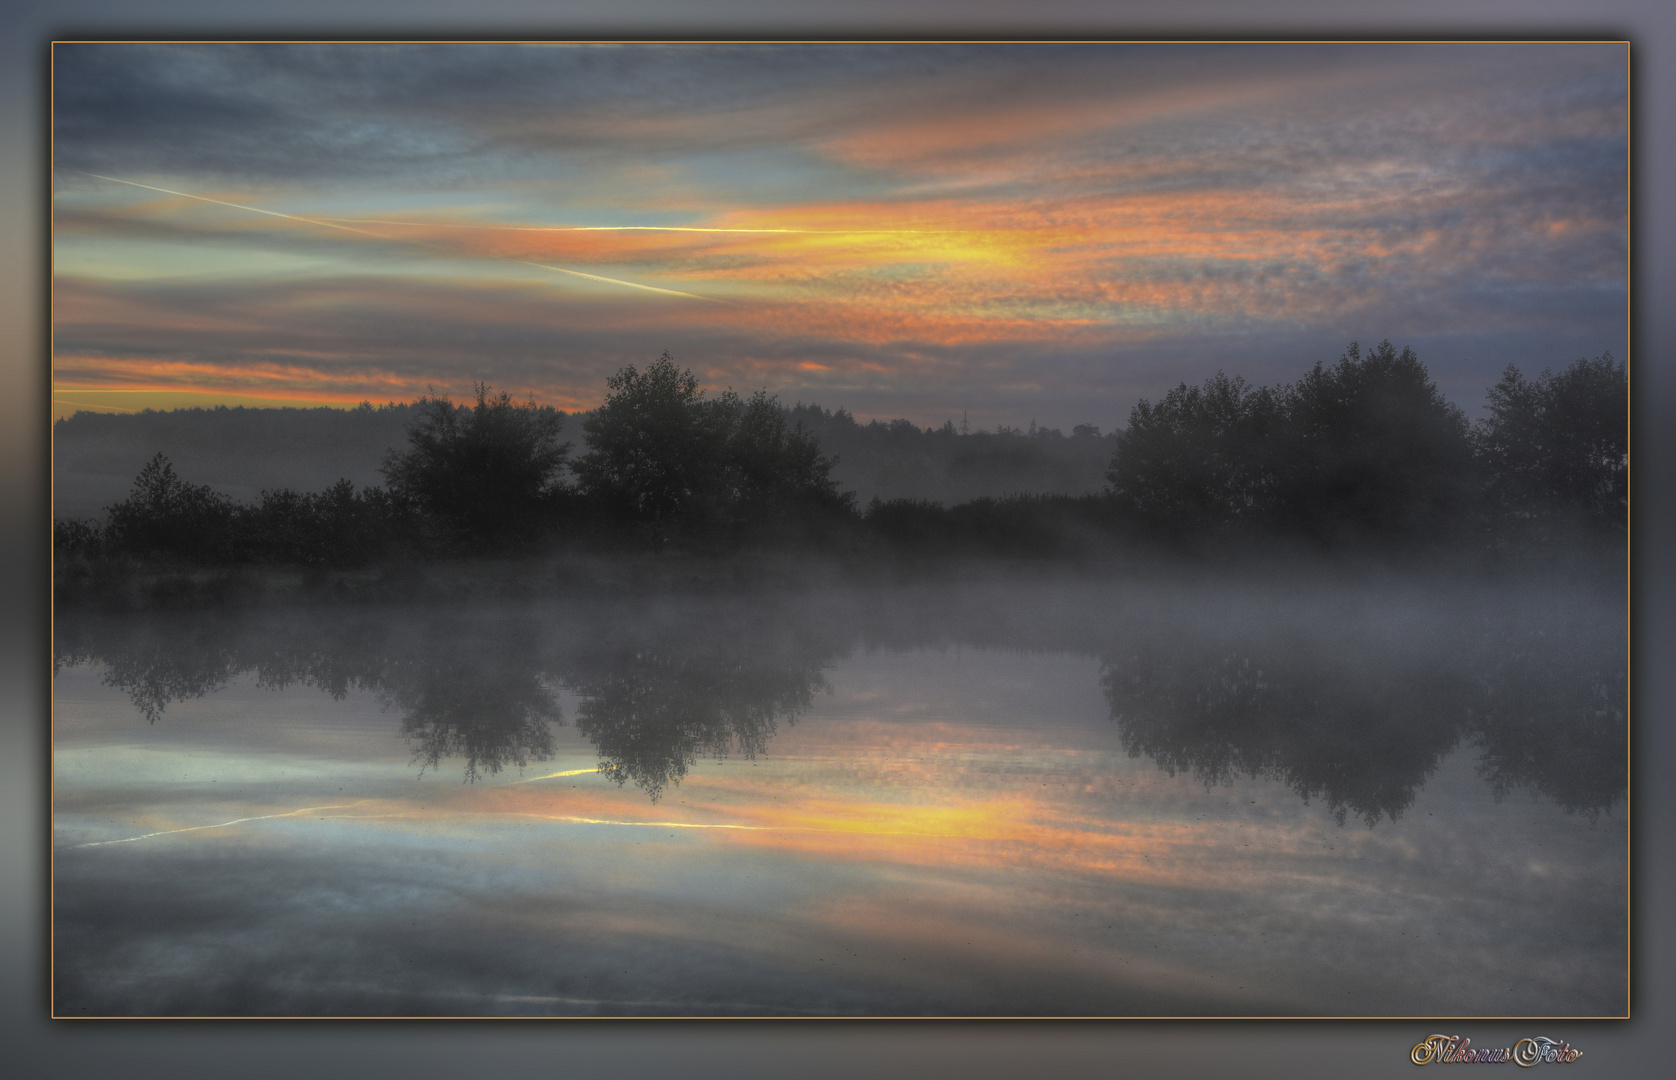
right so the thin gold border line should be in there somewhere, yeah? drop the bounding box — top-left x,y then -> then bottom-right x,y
46,39 -> 1637,44
1623,38 -> 1633,1021
48,39 -> 57,1022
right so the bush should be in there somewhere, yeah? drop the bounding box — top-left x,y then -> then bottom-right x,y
381,383 -> 571,546
53,519 -> 106,560
102,453 -> 241,562
576,353 -> 851,545
249,480 -> 414,566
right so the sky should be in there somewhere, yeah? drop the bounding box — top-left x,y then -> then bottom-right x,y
50,42 -> 1628,429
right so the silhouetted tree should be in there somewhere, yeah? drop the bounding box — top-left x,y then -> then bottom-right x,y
1470,627 -> 1626,819
576,353 -> 848,543
1271,342 -> 1476,545
864,493 -> 1117,560
1106,343 -> 1479,549
1103,641 -> 1468,826
1106,373 -> 1280,540
1476,353 -> 1626,537
381,384 -> 570,545
103,453 -> 240,561
719,389 -> 853,540
574,355 -> 727,539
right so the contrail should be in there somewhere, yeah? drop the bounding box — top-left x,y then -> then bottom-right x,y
318,216 -> 929,236
514,812 -> 966,839
540,815 -> 774,831
72,171 -> 385,238
508,259 -> 718,301
514,767 -> 602,784
69,802 -> 363,848
68,170 -> 719,302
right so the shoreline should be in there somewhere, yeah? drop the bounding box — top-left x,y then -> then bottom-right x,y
51,540 -> 1628,614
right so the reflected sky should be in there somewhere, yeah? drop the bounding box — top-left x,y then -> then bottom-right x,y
52,577 -> 1626,1016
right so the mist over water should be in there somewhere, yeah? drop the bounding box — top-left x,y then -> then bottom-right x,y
52,571 -> 1626,1016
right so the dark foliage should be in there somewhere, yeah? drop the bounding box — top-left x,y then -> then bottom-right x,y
1272,341 -> 1476,545
62,453 -> 412,573
576,352 -> 852,545
1107,342 -> 1486,549
102,453 -> 241,562
724,389 -> 856,541
53,519 -> 106,559
55,340 -> 1626,577
1100,611 -> 1625,826
1105,373 -> 1280,541
1103,643 -> 1469,826
1475,353 -> 1626,540
1469,628 -> 1626,817
381,384 -> 571,546
570,646 -> 826,802
863,493 -> 1122,560
56,600 -> 839,800
54,402 -> 415,521
246,480 -> 415,567
386,652 -> 562,784
573,354 -> 725,538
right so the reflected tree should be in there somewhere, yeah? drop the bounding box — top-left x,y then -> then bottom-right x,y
1102,643 -> 1466,825
54,587 -> 1624,818
570,646 -> 829,801
1469,629 -> 1627,819
57,602 -> 836,797
382,657 -> 562,784
1101,615 -> 1625,825
55,614 -> 244,724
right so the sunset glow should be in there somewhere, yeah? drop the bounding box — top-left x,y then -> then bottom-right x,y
52,43 -> 1626,425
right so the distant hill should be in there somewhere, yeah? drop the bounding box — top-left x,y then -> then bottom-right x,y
53,402 -> 1122,521
788,405 -> 1120,507
53,405 -> 418,522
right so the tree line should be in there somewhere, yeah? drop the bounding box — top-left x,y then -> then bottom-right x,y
53,343 -> 1626,575
1107,341 -> 1625,551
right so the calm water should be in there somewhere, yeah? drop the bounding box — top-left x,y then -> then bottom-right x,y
52,576 -> 1627,1017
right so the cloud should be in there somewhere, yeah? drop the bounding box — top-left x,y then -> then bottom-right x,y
51,43 -> 1626,425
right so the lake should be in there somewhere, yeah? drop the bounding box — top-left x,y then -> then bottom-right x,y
51,573 -> 1627,1017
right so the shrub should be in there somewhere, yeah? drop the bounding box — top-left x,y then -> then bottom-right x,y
381,383 -> 571,546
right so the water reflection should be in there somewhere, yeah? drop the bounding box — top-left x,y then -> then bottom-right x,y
56,602 -> 842,800
1099,621 -> 1624,825
570,646 -> 828,800
54,583 -> 1625,818
1102,645 -> 1466,826
385,651 -> 562,784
